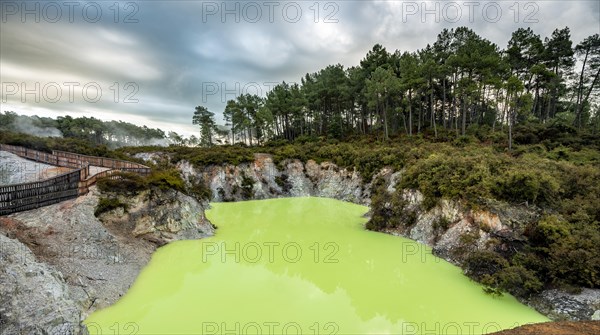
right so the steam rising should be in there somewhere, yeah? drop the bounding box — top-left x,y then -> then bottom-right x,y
0,111 -> 174,148
12,117 -> 63,138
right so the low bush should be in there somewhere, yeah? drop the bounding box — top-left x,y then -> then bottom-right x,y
146,168 -> 186,192
96,171 -> 148,195
491,169 -> 560,205
94,197 -> 128,217
464,250 -> 509,282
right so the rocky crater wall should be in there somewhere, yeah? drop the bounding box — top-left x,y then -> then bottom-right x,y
170,152 -> 600,321
1,152 -> 598,334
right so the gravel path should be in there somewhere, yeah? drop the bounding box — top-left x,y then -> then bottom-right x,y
0,151 -> 74,185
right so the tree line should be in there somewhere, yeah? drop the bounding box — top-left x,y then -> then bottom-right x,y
0,111 -> 192,147
193,26 -> 600,148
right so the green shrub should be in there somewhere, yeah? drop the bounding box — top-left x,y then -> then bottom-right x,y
240,173 -> 255,200
96,171 -> 148,195
366,177 -> 417,230
491,167 -> 559,205
528,215 -> 571,248
464,250 -> 509,282
399,153 -> 492,206
94,197 -> 128,217
495,266 -> 543,298
453,135 -> 476,147
526,216 -> 600,288
146,168 -> 186,192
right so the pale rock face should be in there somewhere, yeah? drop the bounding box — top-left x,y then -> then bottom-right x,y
0,234 -> 83,334
285,160 -> 312,197
101,189 -> 215,245
310,161 -> 363,202
529,289 -> 600,321
386,171 -> 402,193
402,189 -> 423,210
472,210 -> 504,232
187,154 -> 369,204
409,210 -> 438,246
177,160 -> 197,181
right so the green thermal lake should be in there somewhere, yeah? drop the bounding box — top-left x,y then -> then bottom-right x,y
85,197 -> 548,334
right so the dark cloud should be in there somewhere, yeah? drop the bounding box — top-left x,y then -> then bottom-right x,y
1,0 -> 598,136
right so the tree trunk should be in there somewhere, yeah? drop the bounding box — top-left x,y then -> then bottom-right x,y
461,97 -> 467,136
508,92 -> 514,152
408,90 -> 413,136
442,77 -> 447,129
431,87 -> 437,138
383,98 -> 389,140
577,67 -> 600,128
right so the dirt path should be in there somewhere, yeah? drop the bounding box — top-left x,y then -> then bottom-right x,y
0,150 -> 74,185
490,321 -> 600,335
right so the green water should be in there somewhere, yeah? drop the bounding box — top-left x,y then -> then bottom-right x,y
85,197 -> 548,334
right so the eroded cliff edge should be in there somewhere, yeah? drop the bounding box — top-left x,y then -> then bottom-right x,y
0,186 -> 214,334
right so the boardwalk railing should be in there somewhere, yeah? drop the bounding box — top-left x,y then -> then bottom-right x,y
0,144 -> 150,215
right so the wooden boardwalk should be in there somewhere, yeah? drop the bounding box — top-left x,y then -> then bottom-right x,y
0,144 -> 150,216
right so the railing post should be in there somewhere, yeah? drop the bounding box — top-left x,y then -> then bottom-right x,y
1,145 -> 150,215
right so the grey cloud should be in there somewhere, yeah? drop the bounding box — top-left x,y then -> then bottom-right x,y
1,0 -> 598,134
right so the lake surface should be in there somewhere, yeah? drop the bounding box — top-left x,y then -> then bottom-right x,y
85,197 -> 548,334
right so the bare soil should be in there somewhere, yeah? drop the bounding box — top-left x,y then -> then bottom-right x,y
490,321 -> 600,335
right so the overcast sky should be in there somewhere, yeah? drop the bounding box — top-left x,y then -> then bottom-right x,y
1,0 -> 599,136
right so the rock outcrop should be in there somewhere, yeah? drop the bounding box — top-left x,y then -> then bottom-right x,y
177,154 -> 368,204
0,234 -> 83,334
529,289 -> 600,321
489,320 -> 600,335
98,188 -> 214,246
0,186 -> 214,333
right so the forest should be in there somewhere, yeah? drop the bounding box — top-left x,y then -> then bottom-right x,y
0,111 -> 191,148
193,26 -> 599,148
